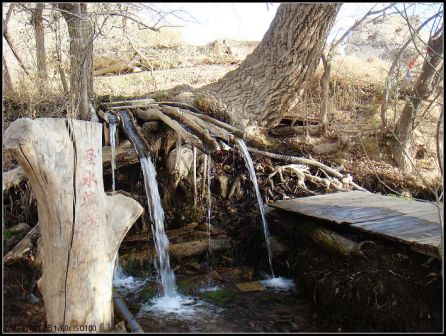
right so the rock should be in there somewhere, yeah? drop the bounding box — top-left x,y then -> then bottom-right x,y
268,236 -> 289,255
113,321 -> 127,333
174,91 -> 195,105
241,266 -> 253,281
9,223 -> 31,235
198,222 -> 218,234
215,175 -> 229,198
142,121 -> 161,133
236,281 -> 266,292
184,259 -> 201,272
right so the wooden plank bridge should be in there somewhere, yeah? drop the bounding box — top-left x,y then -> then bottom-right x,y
271,191 -> 443,258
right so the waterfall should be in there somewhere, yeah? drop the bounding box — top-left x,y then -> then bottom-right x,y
235,138 -> 275,278
118,110 -> 178,298
108,113 -> 117,192
206,154 -> 213,286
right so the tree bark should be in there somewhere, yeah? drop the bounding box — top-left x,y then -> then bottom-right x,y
393,30 -> 444,172
4,118 -> 143,331
199,3 -> 341,129
32,3 -> 47,93
2,53 -> 14,96
320,56 -> 331,133
59,3 -> 93,120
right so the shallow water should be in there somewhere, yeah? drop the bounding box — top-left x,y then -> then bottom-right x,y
133,282 -> 325,332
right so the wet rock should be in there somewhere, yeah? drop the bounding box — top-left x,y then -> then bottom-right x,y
241,267 -> 254,281
142,121 -> 161,133
268,236 -> 289,255
215,175 -> 229,198
184,259 -> 201,272
9,223 -> 32,235
236,281 -> 266,292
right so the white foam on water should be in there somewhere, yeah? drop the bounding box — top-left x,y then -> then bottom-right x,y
198,285 -> 221,293
260,277 -> 295,291
113,275 -> 148,295
138,294 -> 215,319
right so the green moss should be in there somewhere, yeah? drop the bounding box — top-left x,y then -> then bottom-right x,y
3,229 -> 14,241
199,288 -> 236,307
142,286 -> 158,300
176,278 -> 201,295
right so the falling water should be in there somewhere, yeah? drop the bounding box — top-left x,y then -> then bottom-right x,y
235,138 -> 275,278
206,154 -> 213,287
118,110 -> 178,299
107,113 -> 117,192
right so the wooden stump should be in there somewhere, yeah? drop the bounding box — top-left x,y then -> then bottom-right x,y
4,118 -> 144,332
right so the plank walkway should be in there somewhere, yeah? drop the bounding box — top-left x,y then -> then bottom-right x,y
271,191 -> 443,258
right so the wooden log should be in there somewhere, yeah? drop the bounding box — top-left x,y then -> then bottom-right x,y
160,106 -> 220,151
187,111 -> 245,139
112,290 -> 144,333
4,224 -> 40,265
136,107 -> 206,153
269,125 -> 322,136
103,99 -> 155,107
4,118 -> 144,331
169,239 -> 231,259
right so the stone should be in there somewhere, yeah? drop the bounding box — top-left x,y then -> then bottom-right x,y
215,175 -> 229,199
9,223 -> 31,235
268,236 -> 289,255
236,281 -> 266,292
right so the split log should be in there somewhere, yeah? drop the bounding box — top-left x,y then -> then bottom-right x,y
4,118 -> 143,331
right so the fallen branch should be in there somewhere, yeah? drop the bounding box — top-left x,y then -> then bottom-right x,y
248,147 -> 368,192
161,106 -> 220,151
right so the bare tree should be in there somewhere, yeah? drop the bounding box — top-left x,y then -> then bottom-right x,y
3,3 -> 31,77
58,3 -> 93,120
31,2 -> 48,93
320,4 -> 394,133
380,9 -> 442,127
393,27 -> 443,173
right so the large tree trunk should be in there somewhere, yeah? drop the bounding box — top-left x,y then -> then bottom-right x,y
393,30 -> 444,172
59,3 -> 93,120
200,3 -> 340,129
32,3 -> 47,93
4,118 -> 143,331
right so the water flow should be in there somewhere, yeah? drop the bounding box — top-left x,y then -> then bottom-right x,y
108,113 -> 117,192
235,138 -> 275,278
118,110 -> 178,299
206,154 -> 213,287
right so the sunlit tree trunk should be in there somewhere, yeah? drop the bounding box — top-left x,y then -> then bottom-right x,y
59,3 -> 93,120
200,3 -> 341,130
